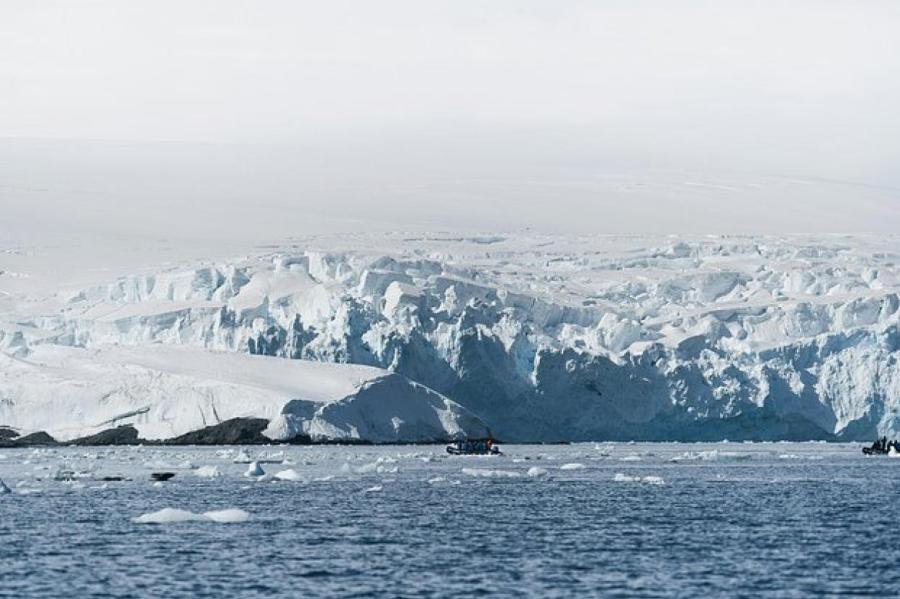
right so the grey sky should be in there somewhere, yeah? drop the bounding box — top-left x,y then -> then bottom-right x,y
1,1 -> 899,239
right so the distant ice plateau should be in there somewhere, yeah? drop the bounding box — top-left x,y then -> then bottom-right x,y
0,233 -> 897,442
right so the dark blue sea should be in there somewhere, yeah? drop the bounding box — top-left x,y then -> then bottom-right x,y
1,443 -> 897,597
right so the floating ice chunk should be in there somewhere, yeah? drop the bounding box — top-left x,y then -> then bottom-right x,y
614,473 -> 640,482
194,465 -> 222,479
526,467 -> 548,478
559,463 -> 585,471
132,508 -> 250,524
244,462 -> 265,477
233,450 -> 252,464
364,485 -> 383,493
427,476 -> 447,484
53,469 -> 77,482
461,468 -> 521,478
620,455 -> 642,462
204,509 -> 251,523
614,473 -> 665,485
274,468 -> 303,482
0,478 -> 10,494
673,450 -> 752,462
256,451 -> 285,464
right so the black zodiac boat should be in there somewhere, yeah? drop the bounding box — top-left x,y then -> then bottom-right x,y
446,438 -> 502,456
862,437 -> 899,456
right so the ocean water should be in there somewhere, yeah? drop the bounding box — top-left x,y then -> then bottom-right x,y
1,442 -> 898,598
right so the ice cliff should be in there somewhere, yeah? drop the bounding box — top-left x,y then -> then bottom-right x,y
1,233 -> 898,441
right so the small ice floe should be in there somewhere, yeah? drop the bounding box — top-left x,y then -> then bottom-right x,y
53,469 -> 78,482
274,468 -> 303,482
132,508 -> 250,524
193,466 -> 222,479
233,450 -> 252,464
314,475 -> 335,482
255,451 -> 285,464
244,462 -> 265,477
363,485 -> 383,493
427,476 -> 447,484
353,461 -> 398,475
613,473 -> 665,485
0,478 -> 11,494
526,467 -> 548,478
461,468 -> 521,479
620,455 -> 642,462
559,463 -> 586,471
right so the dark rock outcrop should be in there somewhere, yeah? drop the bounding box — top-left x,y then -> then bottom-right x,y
71,425 -> 141,446
0,431 -> 59,447
164,418 -> 274,445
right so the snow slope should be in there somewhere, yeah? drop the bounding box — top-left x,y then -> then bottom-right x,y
1,233 -> 898,441
0,344 -> 487,442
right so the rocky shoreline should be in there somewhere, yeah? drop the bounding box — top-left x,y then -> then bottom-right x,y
0,418 -> 466,448
0,418 -> 309,448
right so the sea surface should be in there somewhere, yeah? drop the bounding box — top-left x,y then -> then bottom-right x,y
1,442 -> 897,598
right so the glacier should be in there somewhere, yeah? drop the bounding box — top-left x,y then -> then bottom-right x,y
0,233 -> 898,442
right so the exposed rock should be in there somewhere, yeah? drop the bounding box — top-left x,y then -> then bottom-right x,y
0,431 -> 58,447
71,425 -> 140,446
164,418 -> 279,445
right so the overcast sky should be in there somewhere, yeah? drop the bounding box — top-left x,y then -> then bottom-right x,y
1,0 -> 898,239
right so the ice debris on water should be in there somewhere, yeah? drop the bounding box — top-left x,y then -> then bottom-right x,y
671,450 -> 753,462
613,473 -> 665,485
363,485 -> 383,493
526,467 -> 548,478
132,508 -> 250,524
274,468 -> 303,482
461,468 -> 522,479
193,465 -> 222,478
0,478 -> 10,494
233,450 -> 252,464
244,462 -> 265,477
559,463 -> 585,471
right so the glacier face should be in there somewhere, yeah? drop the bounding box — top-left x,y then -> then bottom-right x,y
0,344 -> 488,442
1,233 -> 898,441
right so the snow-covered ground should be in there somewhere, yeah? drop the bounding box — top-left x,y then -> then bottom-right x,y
1,233 -> 898,441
